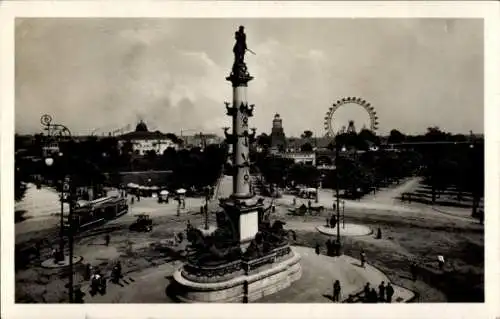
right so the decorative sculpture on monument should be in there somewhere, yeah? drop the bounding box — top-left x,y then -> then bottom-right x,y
233,26 -> 247,64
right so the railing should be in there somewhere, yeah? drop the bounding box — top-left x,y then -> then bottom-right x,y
182,245 -> 292,282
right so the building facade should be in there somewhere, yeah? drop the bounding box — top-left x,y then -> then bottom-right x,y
281,152 -> 316,166
118,121 -> 178,156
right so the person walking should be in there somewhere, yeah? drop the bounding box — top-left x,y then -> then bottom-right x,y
105,234 -> 110,246
410,261 -> 418,281
369,288 -> 378,303
363,283 -> 370,303
315,243 -> 321,255
386,283 -> 394,303
84,263 -> 92,281
330,215 -> 337,228
74,285 -> 85,303
333,280 -> 341,302
35,241 -> 42,260
378,281 -> 386,301
360,250 -> 366,268
376,227 -> 382,239
438,255 -> 445,271
325,239 -> 332,256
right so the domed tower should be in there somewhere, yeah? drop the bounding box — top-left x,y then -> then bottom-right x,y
270,113 -> 286,151
135,120 -> 148,132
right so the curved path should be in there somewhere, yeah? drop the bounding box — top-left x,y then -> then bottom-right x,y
81,246 -> 415,303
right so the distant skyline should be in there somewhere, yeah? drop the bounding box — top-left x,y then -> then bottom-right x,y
15,18 -> 483,137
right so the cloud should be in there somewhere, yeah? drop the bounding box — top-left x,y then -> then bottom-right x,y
15,18 -> 483,137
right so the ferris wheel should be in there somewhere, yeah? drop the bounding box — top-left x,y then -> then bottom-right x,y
323,97 -> 379,137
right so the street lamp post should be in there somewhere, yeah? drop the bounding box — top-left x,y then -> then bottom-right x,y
335,142 -> 341,252
65,176 -> 75,303
40,114 -> 75,303
204,186 -> 210,230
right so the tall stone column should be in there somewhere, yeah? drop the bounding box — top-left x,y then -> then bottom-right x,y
221,52 -> 261,251
226,66 -> 254,198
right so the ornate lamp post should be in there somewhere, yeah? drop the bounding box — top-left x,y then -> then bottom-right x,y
204,185 -> 211,230
40,114 -> 76,303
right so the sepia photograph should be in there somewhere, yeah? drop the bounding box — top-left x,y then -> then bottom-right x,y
2,2 -> 500,319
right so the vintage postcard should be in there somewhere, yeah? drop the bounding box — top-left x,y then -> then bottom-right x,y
1,1 -> 499,319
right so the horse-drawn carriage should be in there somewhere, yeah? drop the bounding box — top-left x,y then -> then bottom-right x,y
288,203 -> 324,216
129,214 -> 153,232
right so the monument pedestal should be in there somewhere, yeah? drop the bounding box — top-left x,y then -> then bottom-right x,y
219,197 -> 262,251
170,26 -> 302,303
172,246 -> 302,303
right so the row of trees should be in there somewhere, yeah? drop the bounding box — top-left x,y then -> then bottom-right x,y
255,127 -> 478,153
254,127 -> 484,207
15,134 -> 228,198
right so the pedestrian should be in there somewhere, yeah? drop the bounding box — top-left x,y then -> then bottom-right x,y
315,243 -> 320,255
131,196 -> 135,205
376,227 -> 382,239
105,234 -> 110,246
35,241 -> 41,260
370,288 -> 378,303
292,197 -> 297,206
438,255 -> 445,270
333,280 -> 341,302
385,283 -> 394,303
51,248 -> 57,263
410,261 -> 418,281
360,250 -> 366,267
74,285 -> 85,303
363,283 -> 370,303
326,239 -> 332,256
271,203 -> 275,213
84,263 -> 92,281
378,281 -> 386,301
334,240 -> 341,257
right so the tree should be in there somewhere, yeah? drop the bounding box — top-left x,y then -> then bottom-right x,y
301,130 -> 313,139
358,129 -> 379,146
15,167 -> 27,202
300,142 -> 313,152
288,163 -> 320,187
256,133 -> 271,150
388,129 -> 405,145
256,155 -> 294,186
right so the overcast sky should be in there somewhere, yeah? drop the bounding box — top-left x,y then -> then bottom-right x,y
15,18 -> 483,137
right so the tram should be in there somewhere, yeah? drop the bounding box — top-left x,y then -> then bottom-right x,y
64,196 -> 128,232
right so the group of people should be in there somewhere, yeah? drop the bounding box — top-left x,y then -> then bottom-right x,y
362,281 -> 395,303
335,280 -> 395,303
74,260 -> 124,303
